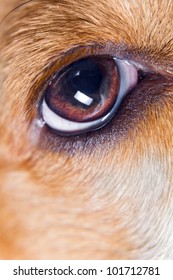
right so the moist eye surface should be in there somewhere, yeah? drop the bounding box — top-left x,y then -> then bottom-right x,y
44,57 -> 119,122
41,56 -> 138,135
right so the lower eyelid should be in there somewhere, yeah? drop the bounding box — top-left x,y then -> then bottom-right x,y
40,79 -> 162,154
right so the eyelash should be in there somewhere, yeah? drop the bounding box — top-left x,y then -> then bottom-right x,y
40,55 -> 139,136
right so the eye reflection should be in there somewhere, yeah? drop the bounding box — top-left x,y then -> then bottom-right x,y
74,91 -> 93,106
41,56 -> 138,135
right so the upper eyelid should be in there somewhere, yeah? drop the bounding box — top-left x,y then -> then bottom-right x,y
31,44 -> 149,86
40,41 -> 173,78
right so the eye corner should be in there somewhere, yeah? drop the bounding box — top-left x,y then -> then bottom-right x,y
137,69 -> 148,82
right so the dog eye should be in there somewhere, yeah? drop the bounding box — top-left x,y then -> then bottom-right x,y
41,56 -> 138,135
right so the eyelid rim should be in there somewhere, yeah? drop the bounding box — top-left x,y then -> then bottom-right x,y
41,58 -> 138,136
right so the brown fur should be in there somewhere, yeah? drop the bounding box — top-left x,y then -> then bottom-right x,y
0,0 -> 173,259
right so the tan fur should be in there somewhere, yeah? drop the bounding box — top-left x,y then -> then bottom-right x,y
0,0 -> 173,259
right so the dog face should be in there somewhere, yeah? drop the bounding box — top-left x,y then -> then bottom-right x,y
0,0 -> 173,259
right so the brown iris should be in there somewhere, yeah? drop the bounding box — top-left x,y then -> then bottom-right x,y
45,56 -> 119,122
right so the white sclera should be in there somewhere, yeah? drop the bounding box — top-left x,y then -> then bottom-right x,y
41,58 -> 138,135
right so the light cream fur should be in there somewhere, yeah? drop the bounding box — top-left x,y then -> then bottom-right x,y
0,0 -> 173,259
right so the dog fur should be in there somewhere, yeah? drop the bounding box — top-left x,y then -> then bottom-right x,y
0,0 -> 173,259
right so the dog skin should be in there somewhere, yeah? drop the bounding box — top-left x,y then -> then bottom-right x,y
0,0 -> 173,259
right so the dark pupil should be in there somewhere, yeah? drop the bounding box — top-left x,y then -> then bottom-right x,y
63,60 -> 102,107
